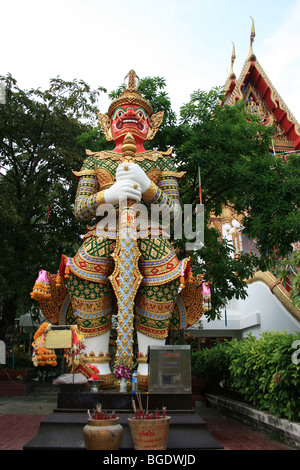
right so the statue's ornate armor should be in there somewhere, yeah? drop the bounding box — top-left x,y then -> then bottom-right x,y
63,147 -> 189,340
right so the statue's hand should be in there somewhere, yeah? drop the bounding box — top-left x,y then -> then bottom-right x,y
116,162 -> 151,193
103,179 -> 141,205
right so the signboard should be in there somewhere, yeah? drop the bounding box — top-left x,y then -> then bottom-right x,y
148,345 -> 191,393
45,328 -> 72,349
0,340 -> 5,364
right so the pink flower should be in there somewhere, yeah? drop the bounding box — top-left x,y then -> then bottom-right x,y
114,364 -> 131,379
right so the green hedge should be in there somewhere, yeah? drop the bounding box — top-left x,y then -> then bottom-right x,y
193,331 -> 300,422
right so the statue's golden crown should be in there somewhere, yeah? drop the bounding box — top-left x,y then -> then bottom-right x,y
107,70 -> 153,117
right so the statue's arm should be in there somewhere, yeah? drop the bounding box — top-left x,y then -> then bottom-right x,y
74,173 -> 105,222
73,161 -> 142,221
142,172 -> 183,222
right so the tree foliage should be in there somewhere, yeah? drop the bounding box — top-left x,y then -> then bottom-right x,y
0,74 -> 105,337
175,87 -> 300,315
275,248 -> 300,309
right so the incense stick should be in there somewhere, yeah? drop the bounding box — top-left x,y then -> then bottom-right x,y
96,403 -> 102,413
137,391 -> 143,411
131,393 -> 167,420
132,397 -> 138,419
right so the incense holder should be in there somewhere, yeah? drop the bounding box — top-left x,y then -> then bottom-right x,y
83,418 -> 123,450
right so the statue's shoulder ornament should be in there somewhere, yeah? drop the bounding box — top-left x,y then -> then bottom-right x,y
72,151 -> 97,180
84,147 -> 173,163
71,147 -> 185,180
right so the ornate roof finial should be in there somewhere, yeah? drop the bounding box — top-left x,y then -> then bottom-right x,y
107,70 -> 153,117
248,16 -> 256,61
124,69 -> 140,91
229,42 -> 236,79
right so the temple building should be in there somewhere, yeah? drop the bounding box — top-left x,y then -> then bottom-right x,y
192,19 -> 300,345
210,18 -> 300,258
225,19 -> 300,154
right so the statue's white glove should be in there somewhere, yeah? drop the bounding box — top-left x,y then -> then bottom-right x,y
116,162 -> 151,193
103,179 -> 141,205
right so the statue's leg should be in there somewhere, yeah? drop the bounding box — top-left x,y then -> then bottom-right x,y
135,279 -> 180,385
84,332 -> 111,375
67,273 -> 115,386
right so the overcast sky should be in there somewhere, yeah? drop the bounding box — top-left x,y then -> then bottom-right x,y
1,0 -> 300,122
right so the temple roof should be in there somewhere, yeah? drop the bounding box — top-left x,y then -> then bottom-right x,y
224,19 -> 300,152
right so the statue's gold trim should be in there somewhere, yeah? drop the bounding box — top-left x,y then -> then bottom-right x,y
161,170 -> 186,179
72,169 -> 95,178
83,352 -> 111,364
247,271 -> 300,322
137,374 -> 149,390
136,354 -> 148,364
96,191 -> 105,206
142,181 -> 158,202
85,148 -> 173,162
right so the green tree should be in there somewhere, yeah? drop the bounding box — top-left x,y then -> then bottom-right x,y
275,248 -> 300,308
0,74 -> 106,338
175,87 -> 300,316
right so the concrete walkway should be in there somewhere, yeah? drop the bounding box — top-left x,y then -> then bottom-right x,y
0,385 -> 295,451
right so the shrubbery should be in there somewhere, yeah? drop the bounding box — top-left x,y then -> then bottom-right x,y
192,331 -> 300,422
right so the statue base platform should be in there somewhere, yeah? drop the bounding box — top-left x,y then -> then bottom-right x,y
57,388 -> 193,411
23,387 -> 223,450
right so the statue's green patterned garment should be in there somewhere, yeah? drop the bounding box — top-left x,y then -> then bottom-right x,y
64,148 -> 190,338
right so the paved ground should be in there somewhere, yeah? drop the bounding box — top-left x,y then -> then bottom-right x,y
0,385 -> 295,451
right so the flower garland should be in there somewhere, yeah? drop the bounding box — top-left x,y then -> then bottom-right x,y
33,322 -> 51,341
63,325 -> 85,371
32,323 -> 85,370
32,322 -> 57,367
30,270 -> 51,301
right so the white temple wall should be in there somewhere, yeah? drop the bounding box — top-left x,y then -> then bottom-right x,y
197,281 -> 300,339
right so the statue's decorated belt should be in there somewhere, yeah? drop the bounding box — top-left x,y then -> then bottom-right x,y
67,244 -> 189,286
